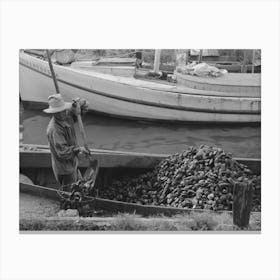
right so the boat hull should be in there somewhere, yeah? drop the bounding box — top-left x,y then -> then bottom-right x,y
20,144 -> 261,174
19,52 -> 261,123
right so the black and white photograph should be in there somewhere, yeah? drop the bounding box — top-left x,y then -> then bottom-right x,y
19,49 -> 261,231
1,1 -> 280,279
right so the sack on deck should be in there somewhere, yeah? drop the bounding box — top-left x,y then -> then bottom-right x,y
177,62 -> 228,78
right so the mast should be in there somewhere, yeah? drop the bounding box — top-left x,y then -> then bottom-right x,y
252,49 -> 256,73
153,49 -> 161,73
241,50 -> 248,73
175,50 -> 187,68
198,49 -> 203,63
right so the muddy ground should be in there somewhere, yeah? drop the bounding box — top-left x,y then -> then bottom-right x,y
20,193 -> 60,219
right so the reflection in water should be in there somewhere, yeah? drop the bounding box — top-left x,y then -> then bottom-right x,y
21,107 -> 261,158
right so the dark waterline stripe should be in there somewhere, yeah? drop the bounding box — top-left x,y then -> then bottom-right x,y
19,62 -> 260,115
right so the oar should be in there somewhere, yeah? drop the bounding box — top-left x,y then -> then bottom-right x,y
46,49 -> 99,190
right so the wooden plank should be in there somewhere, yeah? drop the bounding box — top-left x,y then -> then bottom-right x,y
20,183 -> 260,218
20,183 -> 232,217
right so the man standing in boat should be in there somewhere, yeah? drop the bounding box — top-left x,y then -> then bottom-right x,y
43,94 -> 89,189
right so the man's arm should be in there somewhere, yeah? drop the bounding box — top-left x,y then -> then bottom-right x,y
49,130 -> 78,160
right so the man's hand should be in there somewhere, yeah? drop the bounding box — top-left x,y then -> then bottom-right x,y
72,98 -> 81,116
78,146 -> 90,155
73,146 -> 90,156
80,99 -> 89,115
72,98 -> 89,116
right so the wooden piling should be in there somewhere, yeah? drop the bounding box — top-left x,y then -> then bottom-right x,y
233,181 -> 253,228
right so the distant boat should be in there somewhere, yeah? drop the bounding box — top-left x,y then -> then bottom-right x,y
19,51 -> 261,123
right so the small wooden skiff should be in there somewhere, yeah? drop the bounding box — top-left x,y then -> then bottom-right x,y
20,144 -> 260,216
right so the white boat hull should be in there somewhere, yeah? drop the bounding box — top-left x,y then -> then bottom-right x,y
19,52 -> 261,123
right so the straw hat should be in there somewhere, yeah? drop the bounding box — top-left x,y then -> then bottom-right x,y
43,94 -> 72,113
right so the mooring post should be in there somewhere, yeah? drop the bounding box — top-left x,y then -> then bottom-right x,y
233,181 -> 253,228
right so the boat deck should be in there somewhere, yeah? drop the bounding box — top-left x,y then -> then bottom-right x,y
177,73 -> 261,86
70,66 -> 261,98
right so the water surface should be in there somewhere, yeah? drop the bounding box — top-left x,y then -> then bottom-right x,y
21,107 -> 261,158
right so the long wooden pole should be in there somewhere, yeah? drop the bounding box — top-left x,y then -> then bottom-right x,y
198,49 -> 203,63
153,49 -> 161,73
241,50 -> 247,73
252,49 -> 256,73
46,50 -> 60,94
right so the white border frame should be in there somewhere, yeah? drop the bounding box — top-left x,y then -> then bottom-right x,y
1,0 -> 280,279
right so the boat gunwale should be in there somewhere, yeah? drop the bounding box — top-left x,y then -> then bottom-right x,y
20,144 -> 261,175
20,143 -> 260,162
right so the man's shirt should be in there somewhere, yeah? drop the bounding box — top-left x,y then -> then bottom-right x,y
46,114 -> 79,179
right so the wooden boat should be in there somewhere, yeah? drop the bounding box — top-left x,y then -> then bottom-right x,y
20,144 -> 261,216
19,51 -> 261,123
